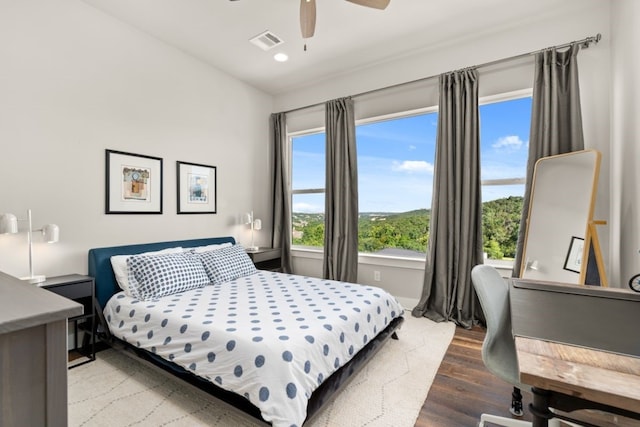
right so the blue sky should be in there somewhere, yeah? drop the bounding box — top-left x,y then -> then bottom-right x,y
292,96 -> 531,213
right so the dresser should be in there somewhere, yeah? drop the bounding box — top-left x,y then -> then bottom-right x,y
0,271 -> 83,427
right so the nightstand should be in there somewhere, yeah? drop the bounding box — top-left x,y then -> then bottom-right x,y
40,274 -> 96,368
246,247 -> 282,271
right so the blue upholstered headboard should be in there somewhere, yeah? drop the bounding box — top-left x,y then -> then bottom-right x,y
88,236 -> 236,309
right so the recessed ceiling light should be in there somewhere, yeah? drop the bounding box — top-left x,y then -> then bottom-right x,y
274,53 -> 289,62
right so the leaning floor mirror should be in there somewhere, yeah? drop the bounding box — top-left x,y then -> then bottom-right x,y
519,149 -> 606,286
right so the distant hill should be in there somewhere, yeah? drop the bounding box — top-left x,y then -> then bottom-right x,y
292,196 -> 523,259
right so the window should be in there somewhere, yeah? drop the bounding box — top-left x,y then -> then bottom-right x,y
290,92 -> 531,262
291,109 -> 437,258
291,131 -> 326,248
479,93 -> 531,261
356,111 -> 437,258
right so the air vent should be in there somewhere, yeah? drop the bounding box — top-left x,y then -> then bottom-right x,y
249,30 -> 284,51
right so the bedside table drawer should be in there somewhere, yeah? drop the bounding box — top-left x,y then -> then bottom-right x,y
48,281 -> 92,300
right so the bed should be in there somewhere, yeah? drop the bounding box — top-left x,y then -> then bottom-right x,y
88,236 -> 404,427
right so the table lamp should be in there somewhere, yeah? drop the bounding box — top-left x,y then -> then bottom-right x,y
243,211 -> 261,251
0,209 -> 60,284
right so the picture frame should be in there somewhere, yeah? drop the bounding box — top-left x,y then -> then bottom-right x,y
563,236 -> 585,273
177,161 -> 217,214
105,149 -> 163,214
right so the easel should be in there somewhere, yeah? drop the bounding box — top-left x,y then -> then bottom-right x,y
581,220 -> 608,287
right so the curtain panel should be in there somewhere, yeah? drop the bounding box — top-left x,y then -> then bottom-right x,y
512,45 -> 585,277
323,97 -> 359,282
270,112 -> 293,273
412,69 -> 484,328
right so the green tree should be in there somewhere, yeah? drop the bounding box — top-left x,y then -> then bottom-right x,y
292,197 -> 522,259
481,196 -> 523,259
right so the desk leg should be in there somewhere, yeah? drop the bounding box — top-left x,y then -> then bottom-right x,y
530,387 -> 554,427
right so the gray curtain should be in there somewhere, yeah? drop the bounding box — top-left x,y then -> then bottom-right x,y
512,45 -> 584,277
270,112 -> 293,273
411,69 -> 484,328
323,97 -> 359,282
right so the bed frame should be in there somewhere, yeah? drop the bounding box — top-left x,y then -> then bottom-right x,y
88,236 -> 404,425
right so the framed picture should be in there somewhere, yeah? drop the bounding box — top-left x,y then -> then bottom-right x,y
177,161 -> 217,214
563,236 -> 585,273
105,149 -> 163,214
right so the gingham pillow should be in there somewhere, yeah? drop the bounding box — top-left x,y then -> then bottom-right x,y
110,247 -> 184,296
198,244 -> 257,284
127,251 -> 210,300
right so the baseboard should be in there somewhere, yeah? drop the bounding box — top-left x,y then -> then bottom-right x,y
396,296 -> 419,312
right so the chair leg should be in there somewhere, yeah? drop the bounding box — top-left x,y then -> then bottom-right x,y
510,386 -> 524,417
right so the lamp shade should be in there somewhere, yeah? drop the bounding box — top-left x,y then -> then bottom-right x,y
254,219 -> 262,230
243,212 -> 253,225
0,213 -> 18,234
42,224 -> 60,243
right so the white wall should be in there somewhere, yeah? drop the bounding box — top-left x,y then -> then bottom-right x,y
2,0 -> 630,304
610,0 -> 640,286
0,0 -> 273,279
276,1 -> 613,303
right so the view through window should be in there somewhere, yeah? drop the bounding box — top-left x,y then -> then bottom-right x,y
479,95 -> 531,261
291,94 -> 531,262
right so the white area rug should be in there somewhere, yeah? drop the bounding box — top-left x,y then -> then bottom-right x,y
68,315 -> 455,427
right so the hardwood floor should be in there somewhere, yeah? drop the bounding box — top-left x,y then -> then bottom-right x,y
415,325 -> 533,427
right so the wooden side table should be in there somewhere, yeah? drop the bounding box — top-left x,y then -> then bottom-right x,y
40,274 -> 96,368
246,247 -> 282,271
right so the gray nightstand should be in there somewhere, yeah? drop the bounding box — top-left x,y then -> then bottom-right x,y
246,248 -> 282,271
40,274 -> 96,368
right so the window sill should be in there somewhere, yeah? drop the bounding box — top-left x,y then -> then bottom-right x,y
291,247 -> 426,270
485,259 -> 515,276
292,248 -> 515,274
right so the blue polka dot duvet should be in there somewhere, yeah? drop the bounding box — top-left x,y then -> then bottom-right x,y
103,270 -> 404,427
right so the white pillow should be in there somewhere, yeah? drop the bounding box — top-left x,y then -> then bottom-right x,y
189,242 -> 233,254
110,247 -> 183,295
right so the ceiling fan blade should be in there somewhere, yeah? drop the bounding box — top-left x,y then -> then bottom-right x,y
345,0 -> 390,10
300,0 -> 316,39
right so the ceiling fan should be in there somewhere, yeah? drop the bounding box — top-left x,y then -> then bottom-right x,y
230,0 -> 390,43
299,0 -> 391,40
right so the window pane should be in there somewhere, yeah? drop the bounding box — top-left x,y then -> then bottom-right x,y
292,132 -> 325,190
480,97 -> 530,182
482,184 -> 525,201
292,193 -> 325,248
356,113 -> 437,257
479,96 -> 531,260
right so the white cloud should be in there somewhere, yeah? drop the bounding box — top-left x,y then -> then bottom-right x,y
292,202 -> 322,213
391,160 -> 434,174
492,135 -> 526,150
409,145 -> 417,151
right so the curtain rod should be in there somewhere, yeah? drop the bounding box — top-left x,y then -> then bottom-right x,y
281,33 -> 601,115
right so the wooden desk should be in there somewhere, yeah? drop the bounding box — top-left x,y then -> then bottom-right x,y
516,336 -> 640,426
0,271 -> 83,427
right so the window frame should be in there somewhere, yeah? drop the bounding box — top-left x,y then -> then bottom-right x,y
288,89 -> 532,266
